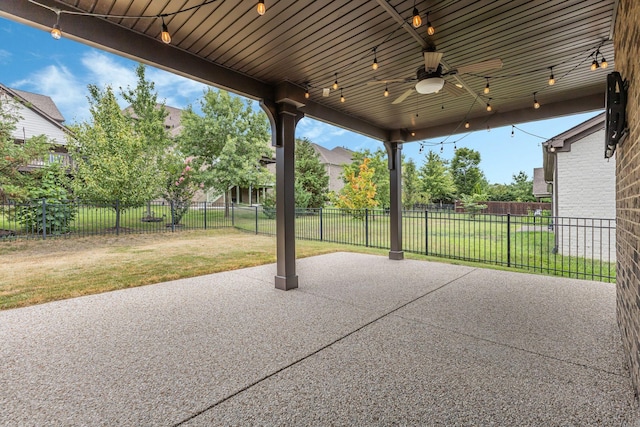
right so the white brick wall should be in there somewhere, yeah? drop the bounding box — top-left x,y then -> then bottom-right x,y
556,129 -> 616,261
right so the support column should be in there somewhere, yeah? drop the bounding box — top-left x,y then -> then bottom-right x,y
385,141 -> 404,260
262,100 -> 303,290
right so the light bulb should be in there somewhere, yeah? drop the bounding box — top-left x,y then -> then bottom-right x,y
384,86 -> 389,97
51,24 -> 61,40
332,74 -> 338,90
305,89 -> 310,99
601,57 -> 608,68
464,121 -> 470,129
257,0 -> 266,15
340,90 -> 345,103
161,19 -> 171,44
411,131 -> 416,137
534,98 -> 540,109
484,81 -> 490,94
426,13 -> 435,35
590,60 -> 599,71
486,102 -> 492,112
412,8 -> 422,28
372,58 -> 378,70
549,146 -> 556,153
548,74 -> 555,85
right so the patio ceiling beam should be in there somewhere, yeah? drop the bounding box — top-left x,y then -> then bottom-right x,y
405,92 -> 604,141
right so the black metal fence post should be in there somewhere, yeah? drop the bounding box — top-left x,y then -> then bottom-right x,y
41,199 -> 47,240
365,208 -> 369,247
255,205 -> 259,234
232,202 -> 235,227
204,202 -> 207,230
170,200 -> 176,232
115,199 -> 120,236
319,207 -> 323,241
425,210 -> 428,255
507,213 -> 511,267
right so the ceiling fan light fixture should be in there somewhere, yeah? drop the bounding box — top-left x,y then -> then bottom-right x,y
415,77 -> 444,94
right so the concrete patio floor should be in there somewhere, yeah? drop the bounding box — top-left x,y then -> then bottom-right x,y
1,252 -> 639,426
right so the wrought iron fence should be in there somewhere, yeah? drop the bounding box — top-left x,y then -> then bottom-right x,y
0,201 -> 616,282
233,206 -> 616,282
0,200 -> 231,239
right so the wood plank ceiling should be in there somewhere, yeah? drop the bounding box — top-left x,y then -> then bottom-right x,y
1,0 -> 616,142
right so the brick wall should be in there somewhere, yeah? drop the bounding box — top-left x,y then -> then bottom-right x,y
614,0 -> 640,397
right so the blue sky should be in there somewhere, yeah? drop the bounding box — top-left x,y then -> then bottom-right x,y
1,17 -> 600,184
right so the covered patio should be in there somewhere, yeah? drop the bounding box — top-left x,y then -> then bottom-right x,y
1,253 -> 638,425
4,0 -> 640,418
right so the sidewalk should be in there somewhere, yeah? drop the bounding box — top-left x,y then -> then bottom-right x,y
1,252 -> 638,426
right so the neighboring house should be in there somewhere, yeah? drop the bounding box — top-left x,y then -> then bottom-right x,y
1,84 -> 71,170
541,112 -> 615,260
532,167 -> 551,201
310,143 -> 354,193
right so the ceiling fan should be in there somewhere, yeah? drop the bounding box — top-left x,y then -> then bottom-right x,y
368,51 -> 503,104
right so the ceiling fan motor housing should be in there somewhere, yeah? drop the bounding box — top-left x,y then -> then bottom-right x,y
415,65 -> 445,94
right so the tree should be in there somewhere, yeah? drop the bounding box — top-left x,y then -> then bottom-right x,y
333,157 -> 378,219
342,148 -> 389,208
69,84 -> 166,230
450,147 -> 486,197
402,158 -> 424,209
509,171 -> 536,202
161,154 -> 202,225
178,89 -> 272,216
419,150 -> 456,204
0,95 -> 50,201
295,138 -> 329,208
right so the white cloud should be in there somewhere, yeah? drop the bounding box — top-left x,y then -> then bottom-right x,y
11,63 -> 88,123
297,118 -> 348,145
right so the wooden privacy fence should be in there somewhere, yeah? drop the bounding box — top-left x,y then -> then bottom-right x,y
455,201 -> 551,215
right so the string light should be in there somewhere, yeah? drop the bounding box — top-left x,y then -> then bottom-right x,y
484,78 -> 490,94
384,84 -> 389,97
333,73 -> 339,90
600,55 -> 608,69
372,48 -> 379,70
304,85 -> 310,99
256,0 -> 266,16
590,59 -> 599,71
50,10 -> 61,40
487,125 -> 491,132
411,131 -> 416,136
340,89 -> 345,103
160,17 -> 171,44
486,98 -> 492,112
548,67 -> 555,85
412,4 -> 422,28
465,121 -> 470,129
418,144 -> 424,154
511,125 -> 515,137
533,92 -> 540,109
426,12 -> 435,35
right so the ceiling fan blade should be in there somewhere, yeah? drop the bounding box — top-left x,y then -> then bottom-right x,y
366,78 -> 408,86
442,81 -> 465,97
392,88 -> 415,104
423,51 -> 443,72
454,58 -> 503,75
